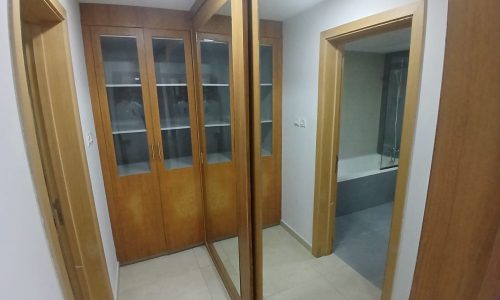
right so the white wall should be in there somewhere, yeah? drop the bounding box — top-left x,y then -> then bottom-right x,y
1,0 -> 119,298
0,3 -> 64,299
280,0 -> 448,298
339,52 -> 385,159
58,0 -> 119,297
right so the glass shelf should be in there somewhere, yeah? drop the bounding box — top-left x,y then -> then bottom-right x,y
101,35 -> 151,176
203,83 -> 230,86
165,156 -> 193,169
161,126 -> 191,131
112,129 -> 147,134
117,161 -> 150,176
106,84 -> 142,87
157,83 -> 187,87
260,44 -> 273,157
205,123 -> 231,127
152,37 -> 194,170
206,152 -> 232,164
200,39 -> 232,164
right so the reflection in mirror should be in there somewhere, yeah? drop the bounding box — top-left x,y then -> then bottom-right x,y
196,1 -> 241,294
255,1 -> 412,299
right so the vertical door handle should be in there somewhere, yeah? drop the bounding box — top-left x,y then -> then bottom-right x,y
157,143 -> 162,160
151,144 -> 155,160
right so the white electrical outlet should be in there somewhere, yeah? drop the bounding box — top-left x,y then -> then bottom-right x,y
86,132 -> 94,147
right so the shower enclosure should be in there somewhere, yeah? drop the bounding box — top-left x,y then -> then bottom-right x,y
378,51 -> 409,169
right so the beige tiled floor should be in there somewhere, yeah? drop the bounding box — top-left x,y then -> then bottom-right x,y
118,246 -> 230,300
118,225 -> 380,300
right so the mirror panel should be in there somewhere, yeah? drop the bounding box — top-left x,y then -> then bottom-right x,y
195,1 -> 242,295
253,1 -> 413,299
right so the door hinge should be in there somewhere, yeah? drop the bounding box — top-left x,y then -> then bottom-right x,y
51,199 -> 64,226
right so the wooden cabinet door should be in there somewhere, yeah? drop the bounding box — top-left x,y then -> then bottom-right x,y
260,38 -> 282,227
143,29 -> 205,250
196,33 -> 238,241
91,26 -> 166,262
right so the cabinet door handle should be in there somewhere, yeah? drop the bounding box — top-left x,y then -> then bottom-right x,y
157,142 -> 162,159
151,144 -> 155,160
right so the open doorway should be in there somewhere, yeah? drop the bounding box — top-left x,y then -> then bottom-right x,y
334,28 -> 411,288
312,3 -> 425,299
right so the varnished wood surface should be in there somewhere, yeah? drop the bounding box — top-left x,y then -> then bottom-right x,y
313,4 -> 425,300
143,29 -> 205,252
11,0 -> 114,298
411,0 -> 500,298
80,3 -> 192,30
90,26 -> 167,262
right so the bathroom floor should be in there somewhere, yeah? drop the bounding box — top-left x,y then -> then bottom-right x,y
334,202 -> 394,288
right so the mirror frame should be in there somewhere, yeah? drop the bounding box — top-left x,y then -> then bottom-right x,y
192,1 -> 254,299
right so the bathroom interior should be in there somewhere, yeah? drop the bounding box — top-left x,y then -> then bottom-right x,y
70,0 -> 416,299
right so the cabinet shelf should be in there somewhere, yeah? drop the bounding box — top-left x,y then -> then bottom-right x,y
205,123 -> 230,128
161,125 -> 191,131
203,83 -> 229,87
260,83 -> 273,86
117,161 -> 150,176
157,83 -> 187,87
165,156 -> 193,169
106,84 -> 142,87
261,120 -> 272,124
207,152 -> 232,164
112,129 -> 147,134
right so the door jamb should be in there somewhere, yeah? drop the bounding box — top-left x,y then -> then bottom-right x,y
312,2 -> 425,300
9,0 -> 113,299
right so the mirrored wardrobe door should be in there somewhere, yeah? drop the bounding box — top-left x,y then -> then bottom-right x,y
143,29 -> 205,252
90,26 -> 166,262
192,0 -> 253,299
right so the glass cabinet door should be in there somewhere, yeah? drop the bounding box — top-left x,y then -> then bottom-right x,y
260,44 -> 273,157
100,35 -> 151,176
199,38 -> 232,164
151,37 -> 194,170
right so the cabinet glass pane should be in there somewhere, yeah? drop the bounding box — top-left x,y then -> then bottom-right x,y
152,38 -> 194,170
200,40 -> 232,164
101,36 -> 150,176
260,45 -> 273,156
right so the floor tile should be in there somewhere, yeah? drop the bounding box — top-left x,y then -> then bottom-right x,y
200,265 -> 231,300
265,276 -> 347,300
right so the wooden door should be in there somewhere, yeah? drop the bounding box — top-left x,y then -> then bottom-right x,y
143,29 -> 205,251
259,38 -> 282,227
410,0 -> 500,298
195,32 -> 238,241
90,26 -> 166,262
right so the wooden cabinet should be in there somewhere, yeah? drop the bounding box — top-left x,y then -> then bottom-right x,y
81,4 -> 282,263
87,25 -> 204,263
259,37 -> 282,227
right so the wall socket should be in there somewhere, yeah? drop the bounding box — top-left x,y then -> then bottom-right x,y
86,132 -> 95,147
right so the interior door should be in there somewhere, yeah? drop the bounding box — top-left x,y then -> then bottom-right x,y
91,26 -> 166,262
143,29 -> 205,251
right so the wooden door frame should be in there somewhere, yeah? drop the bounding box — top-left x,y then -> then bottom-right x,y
10,0 -> 113,299
192,1 -> 254,300
312,2 -> 425,300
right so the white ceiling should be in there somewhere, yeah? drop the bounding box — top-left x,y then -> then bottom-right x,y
259,0 -> 325,21
78,0 -> 326,21
345,27 -> 412,53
